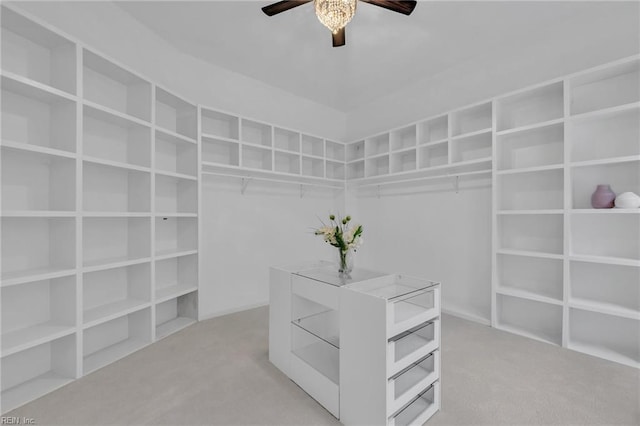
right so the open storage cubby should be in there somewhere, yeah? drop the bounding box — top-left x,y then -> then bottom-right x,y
391,150 -> 417,174
570,261 -> 639,314
569,107 -> 640,163
155,217 -> 197,257
83,161 -> 150,212
274,128 -> 300,152
497,253 -> 563,302
366,155 -> 390,177
1,6 -> 76,95
155,130 -> 197,177
241,119 -> 272,147
1,217 -> 75,282
155,254 -> 198,302
2,75 -> 76,153
390,126 -> 417,151
291,293 -> 340,350
347,160 -> 365,180
201,136 -> 240,167
83,49 -> 151,122
274,151 -> 300,175
496,294 -> 562,345
568,308 -> 639,368
83,263 -> 150,326
366,134 -> 390,157
326,161 -> 345,180
347,140 -> 364,162
2,276 -> 76,356
451,131 -> 492,163
418,116 -> 448,144
291,322 -> 340,385
570,59 -> 639,115
571,214 -> 639,261
155,175 -> 197,214
302,135 -> 324,157
497,168 -> 563,210
83,217 -> 150,268
496,82 -> 564,131
325,141 -> 344,161
82,308 -> 151,375
83,105 -> 151,168
242,144 -> 272,171
1,334 -> 76,414
498,214 -> 563,255
418,143 -> 448,169
1,147 -> 75,212
155,87 -> 197,140
155,291 -> 197,340
451,102 -> 492,136
570,161 -> 640,209
302,156 -> 324,178
496,122 -> 564,171
201,109 -> 239,140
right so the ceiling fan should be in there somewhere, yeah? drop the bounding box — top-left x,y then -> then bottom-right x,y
262,0 -> 417,47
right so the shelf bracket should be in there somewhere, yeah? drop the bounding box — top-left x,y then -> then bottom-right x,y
241,177 -> 252,195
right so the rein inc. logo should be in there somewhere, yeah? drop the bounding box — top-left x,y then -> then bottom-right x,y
0,418 -> 35,425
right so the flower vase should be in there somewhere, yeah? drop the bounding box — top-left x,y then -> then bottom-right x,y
337,249 -> 354,276
591,184 -> 616,208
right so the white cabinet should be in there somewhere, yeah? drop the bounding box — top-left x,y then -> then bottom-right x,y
1,6 -> 199,412
270,264 -> 441,425
493,56 -> 640,368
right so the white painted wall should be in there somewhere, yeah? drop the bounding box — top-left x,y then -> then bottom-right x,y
349,178 -> 492,323
200,178 -> 345,319
12,1 -> 346,141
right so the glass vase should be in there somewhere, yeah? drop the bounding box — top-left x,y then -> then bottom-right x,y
337,249 -> 354,276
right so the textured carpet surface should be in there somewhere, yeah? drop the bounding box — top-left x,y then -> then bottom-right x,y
6,307 -> 639,425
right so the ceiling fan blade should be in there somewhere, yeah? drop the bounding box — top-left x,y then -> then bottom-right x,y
261,0 -> 313,16
359,0 -> 417,15
332,28 -> 346,47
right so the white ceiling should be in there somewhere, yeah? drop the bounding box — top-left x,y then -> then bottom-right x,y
117,1 -> 639,112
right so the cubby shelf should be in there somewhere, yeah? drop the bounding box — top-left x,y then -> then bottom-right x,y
0,6 -> 201,413
492,55 -> 640,368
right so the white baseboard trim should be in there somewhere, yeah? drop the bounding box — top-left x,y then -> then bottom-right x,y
199,300 -> 269,321
442,307 -> 491,326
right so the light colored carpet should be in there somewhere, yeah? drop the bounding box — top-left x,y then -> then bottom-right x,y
6,307 -> 639,425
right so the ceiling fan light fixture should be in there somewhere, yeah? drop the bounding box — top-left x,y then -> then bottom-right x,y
314,0 -> 357,34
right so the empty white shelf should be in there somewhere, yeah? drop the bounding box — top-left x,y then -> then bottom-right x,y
1,323 -> 75,357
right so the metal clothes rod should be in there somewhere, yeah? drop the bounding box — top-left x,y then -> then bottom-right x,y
201,170 -> 345,190
350,169 -> 491,189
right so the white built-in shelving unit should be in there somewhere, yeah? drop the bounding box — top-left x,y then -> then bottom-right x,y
492,56 -> 640,368
199,106 -> 345,188
345,100 -> 493,189
0,5 -> 199,413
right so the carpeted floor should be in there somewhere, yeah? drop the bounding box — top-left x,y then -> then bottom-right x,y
6,306 -> 639,425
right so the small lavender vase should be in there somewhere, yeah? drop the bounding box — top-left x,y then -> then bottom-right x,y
591,184 -> 616,208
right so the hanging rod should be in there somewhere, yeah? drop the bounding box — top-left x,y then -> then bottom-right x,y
350,169 -> 491,189
201,170 -> 344,191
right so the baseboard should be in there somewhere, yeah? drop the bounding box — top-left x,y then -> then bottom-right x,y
199,300 -> 269,321
442,307 -> 491,326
